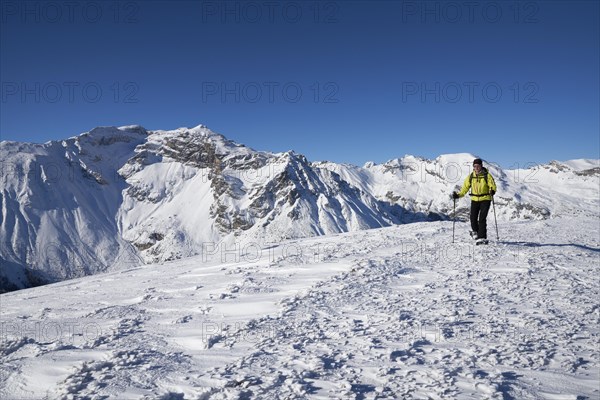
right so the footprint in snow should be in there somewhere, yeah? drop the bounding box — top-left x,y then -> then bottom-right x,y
175,315 -> 193,324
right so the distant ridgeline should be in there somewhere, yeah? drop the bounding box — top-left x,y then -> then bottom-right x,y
1,125 -> 598,292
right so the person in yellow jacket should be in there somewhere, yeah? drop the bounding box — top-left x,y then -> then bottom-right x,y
452,158 -> 497,243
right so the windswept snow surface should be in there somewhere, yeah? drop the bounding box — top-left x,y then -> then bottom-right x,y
1,216 -> 598,399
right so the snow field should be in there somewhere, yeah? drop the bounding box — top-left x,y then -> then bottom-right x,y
0,216 -> 598,399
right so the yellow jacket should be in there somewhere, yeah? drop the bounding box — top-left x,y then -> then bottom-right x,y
457,168 -> 497,202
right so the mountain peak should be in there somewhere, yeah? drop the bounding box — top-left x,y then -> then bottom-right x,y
1,124 -> 598,294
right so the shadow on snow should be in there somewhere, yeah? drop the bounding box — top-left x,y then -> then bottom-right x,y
500,241 -> 599,253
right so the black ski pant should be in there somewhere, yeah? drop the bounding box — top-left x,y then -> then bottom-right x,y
470,200 -> 491,239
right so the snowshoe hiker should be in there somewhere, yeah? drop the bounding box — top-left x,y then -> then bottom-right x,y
452,158 -> 497,244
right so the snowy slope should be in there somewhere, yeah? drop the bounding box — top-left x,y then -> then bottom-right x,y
0,125 -> 404,291
117,126 -> 403,265
1,124 -> 598,293
316,154 -> 599,221
0,216 -> 598,399
0,126 -> 147,291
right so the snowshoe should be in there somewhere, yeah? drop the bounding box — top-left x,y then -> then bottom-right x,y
475,238 -> 489,245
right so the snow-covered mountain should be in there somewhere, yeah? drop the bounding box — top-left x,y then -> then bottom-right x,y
317,154 -> 599,221
1,125 -> 598,292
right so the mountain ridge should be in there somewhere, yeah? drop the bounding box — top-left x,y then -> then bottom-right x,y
1,124 -> 598,292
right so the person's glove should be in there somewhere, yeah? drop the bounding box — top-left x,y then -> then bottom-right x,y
490,190 -> 495,196
451,192 -> 459,199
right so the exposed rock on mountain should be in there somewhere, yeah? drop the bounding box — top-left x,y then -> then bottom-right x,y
1,125 -> 597,292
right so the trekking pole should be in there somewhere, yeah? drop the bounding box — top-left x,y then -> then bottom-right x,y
492,195 -> 499,241
452,197 -> 456,243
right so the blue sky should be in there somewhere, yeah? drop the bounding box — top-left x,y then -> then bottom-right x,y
1,0 -> 598,168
